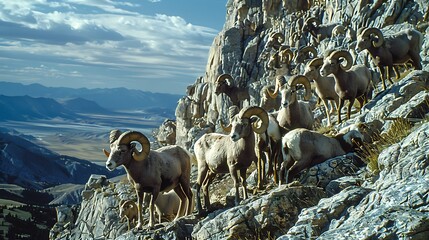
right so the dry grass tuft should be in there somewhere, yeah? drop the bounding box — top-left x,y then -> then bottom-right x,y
357,118 -> 413,174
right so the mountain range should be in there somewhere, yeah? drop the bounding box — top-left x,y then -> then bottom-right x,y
0,81 -> 182,111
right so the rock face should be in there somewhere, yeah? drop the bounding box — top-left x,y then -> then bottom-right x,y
52,0 -> 429,239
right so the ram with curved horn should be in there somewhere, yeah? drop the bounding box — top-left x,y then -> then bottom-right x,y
266,32 -> 285,50
320,50 -> 372,124
103,130 -> 193,228
294,45 -> 318,64
268,75 -> 315,132
302,17 -> 343,43
215,73 -> 250,107
356,27 -> 423,90
304,57 -> 339,126
194,106 -> 269,214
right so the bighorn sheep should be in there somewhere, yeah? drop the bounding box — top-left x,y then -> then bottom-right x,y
215,73 -> 250,107
302,17 -> 343,43
294,45 -> 318,64
280,128 -> 364,183
143,189 -> 195,223
320,50 -> 372,124
356,27 -> 423,90
266,32 -> 285,51
268,75 -> 315,131
259,85 -> 281,112
194,106 -> 269,214
103,130 -> 193,228
155,119 -> 176,146
119,200 -> 138,230
303,57 -> 339,126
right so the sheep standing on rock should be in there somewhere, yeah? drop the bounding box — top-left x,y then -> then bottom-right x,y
280,128 -> 364,183
268,75 -> 315,131
320,50 -> 372,124
119,200 -> 138,230
356,27 -> 423,90
194,106 -> 269,214
215,73 -> 250,107
304,57 -> 339,126
103,130 -> 193,228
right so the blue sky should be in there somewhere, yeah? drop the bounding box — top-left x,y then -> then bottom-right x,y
0,0 -> 227,95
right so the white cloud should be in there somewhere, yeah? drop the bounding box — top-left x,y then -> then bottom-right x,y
0,0 -> 220,94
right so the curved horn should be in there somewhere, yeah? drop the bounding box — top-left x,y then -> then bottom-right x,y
305,17 -> 319,27
307,57 -> 324,68
288,75 -> 312,101
238,106 -> 269,134
267,76 -> 286,98
360,27 -> 384,48
216,73 -> 233,83
291,31 -> 300,42
332,25 -> 346,36
330,50 -> 353,71
300,46 -> 317,58
279,48 -> 294,64
118,131 -> 150,161
271,32 -> 285,43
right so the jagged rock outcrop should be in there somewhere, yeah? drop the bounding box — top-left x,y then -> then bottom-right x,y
53,0 -> 429,239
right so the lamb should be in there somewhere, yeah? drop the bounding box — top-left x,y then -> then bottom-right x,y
303,57 -> 339,126
320,50 -> 372,124
194,106 -> 269,214
356,27 -> 423,90
268,75 -> 315,131
142,189 -> 195,223
215,73 -> 250,107
302,17 -> 343,43
280,128 -> 364,183
119,200 -> 138,230
103,130 -> 193,228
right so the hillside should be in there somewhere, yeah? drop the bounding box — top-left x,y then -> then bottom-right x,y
51,0 -> 429,239
0,129 -> 123,190
0,82 -> 182,111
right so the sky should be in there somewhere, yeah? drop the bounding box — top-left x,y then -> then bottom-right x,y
0,0 -> 227,95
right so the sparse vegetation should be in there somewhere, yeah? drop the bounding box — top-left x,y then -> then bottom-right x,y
357,118 -> 414,174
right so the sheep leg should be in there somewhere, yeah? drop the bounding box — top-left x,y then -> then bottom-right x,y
322,99 -> 331,126
337,98 -> 344,124
202,171 -> 216,211
135,186 -> 144,229
195,163 -> 208,214
410,52 -> 422,70
378,66 -> 387,90
149,190 -> 160,227
229,166 -> 241,205
177,174 -> 193,216
239,168 -> 248,200
347,98 -> 355,120
173,185 -> 187,220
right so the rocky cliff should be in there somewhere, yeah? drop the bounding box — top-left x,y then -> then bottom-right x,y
52,0 -> 429,239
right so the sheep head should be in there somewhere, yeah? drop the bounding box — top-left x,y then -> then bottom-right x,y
336,129 -> 364,150
280,75 -> 312,108
266,32 -> 285,50
302,17 -> 319,32
320,50 -> 353,77
215,73 -> 233,95
119,200 -> 137,220
267,75 -> 287,99
294,45 -> 317,64
304,57 -> 324,80
230,106 -> 269,141
103,130 -> 150,171
356,27 -> 384,52
278,47 -> 294,64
